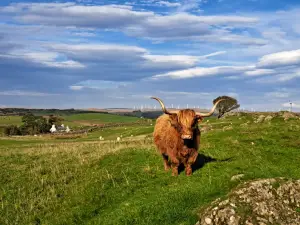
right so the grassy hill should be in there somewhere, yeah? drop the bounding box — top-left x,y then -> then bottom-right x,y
0,116 -> 22,126
0,113 -> 299,224
64,113 -> 142,124
0,112 -> 144,130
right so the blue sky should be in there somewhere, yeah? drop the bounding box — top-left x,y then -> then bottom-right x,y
1,0 -> 300,111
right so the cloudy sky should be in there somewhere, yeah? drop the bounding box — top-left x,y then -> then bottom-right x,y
1,0 -> 300,111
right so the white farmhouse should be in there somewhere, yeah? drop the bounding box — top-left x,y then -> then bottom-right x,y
50,124 -> 57,133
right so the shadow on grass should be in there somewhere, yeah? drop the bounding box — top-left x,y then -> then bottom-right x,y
178,153 -> 234,175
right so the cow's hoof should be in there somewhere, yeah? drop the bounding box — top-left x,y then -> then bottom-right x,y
164,164 -> 171,171
171,171 -> 178,176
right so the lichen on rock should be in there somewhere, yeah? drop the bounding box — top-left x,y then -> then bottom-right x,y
197,178 -> 300,225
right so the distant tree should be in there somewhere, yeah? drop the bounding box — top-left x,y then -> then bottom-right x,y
19,113 -> 52,135
22,113 -> 37,126
213,96 -> 240,118
4,125 -> 21,136
36,117 -> 51,133
48,115 -> 64,126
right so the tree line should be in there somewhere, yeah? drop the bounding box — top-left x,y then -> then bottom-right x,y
4,113 -> 64,136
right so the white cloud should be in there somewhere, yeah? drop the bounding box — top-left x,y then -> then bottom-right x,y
282,102 -> 300,109
69,85 -> 84,91
152,65 -> 255,79
257,49 -> 300,68
244,69 -> 275,76
264,92 -> 290,98
0,48 -> 85,69
48,43 -> 146,53
47,43 -> 227,71
201,51 -> 226,58
47,43 -> 147,64
72,32 -> 96,37
0,2 -> 263,45
0,90 -> 59,96
69,80 -> 131,90
142,54 -> 200,67
2,3 -> 153,28
157,1 -> 181,7
175,0 -> 201,12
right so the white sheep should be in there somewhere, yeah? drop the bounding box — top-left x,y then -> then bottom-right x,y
117,137 -> 121,142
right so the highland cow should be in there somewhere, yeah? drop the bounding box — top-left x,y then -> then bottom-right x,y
151,97 -> 224,176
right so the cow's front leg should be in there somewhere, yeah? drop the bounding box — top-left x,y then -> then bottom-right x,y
171,162 -> 179,176
169,156 -> 180,176
185,149 -> 199,176
161,153 -> 170,171
182,157 -> 192,176
185,164 -> 192,176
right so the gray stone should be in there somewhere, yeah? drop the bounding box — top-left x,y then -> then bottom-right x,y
197,178 -> 300,225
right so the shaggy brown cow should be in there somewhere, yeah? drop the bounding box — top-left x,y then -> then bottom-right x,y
151,97 -> 225,176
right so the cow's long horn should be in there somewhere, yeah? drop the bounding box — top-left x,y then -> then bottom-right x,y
151,97 -> 179,115
196,99 -> 225,117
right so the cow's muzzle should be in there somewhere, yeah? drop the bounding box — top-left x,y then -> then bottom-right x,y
181,134 -> 193,140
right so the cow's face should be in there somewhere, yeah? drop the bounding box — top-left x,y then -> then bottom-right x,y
176,109 -> 202,140
151,96 -> 225,139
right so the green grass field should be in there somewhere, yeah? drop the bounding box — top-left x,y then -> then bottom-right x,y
0,113 -> 300,225
64,113 -> 141,123
0,116 -> 22,125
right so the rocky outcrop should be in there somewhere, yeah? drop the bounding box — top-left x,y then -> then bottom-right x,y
264,115 -> 273,121
197,178 -> 300,225
254,115 -> 265,123
281,112 -> 298,121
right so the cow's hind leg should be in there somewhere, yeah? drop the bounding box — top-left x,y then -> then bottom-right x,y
162,153 -> 170,171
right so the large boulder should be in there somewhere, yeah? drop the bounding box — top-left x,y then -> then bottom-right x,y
196,178 -> 300,225
282,112 -> 298,121
264,115 -> 273,121
254,115 -> 265,123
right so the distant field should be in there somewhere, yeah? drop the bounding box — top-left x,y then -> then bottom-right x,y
0,113 -> 143,129
64,113 -> 142,125
0,116 -> 22,125
1,113 -> 300,224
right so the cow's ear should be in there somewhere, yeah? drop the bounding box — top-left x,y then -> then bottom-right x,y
168,114 -> 180,128
169,113 -> 178,121
195,115 -> 203,123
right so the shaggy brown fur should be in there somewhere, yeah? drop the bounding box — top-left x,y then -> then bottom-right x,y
153,110 -> 202,176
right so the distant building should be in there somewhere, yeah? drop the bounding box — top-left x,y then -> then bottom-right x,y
50,124 -> 71,133
66,126 -> 70,133
56,124 -> 65,132
50,125 -> 57,133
